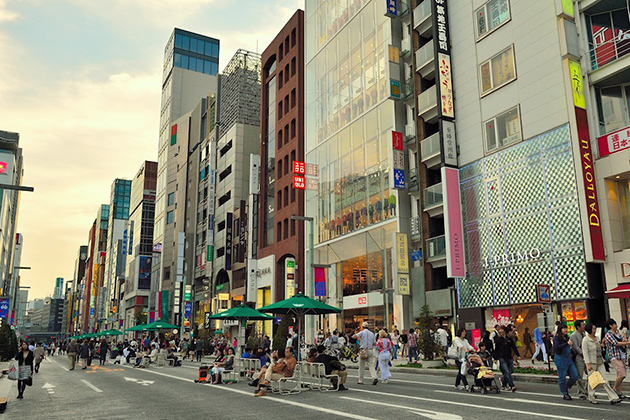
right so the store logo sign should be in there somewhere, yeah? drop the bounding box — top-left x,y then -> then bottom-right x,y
482,248 -> 542,269
622,263 -> 630,279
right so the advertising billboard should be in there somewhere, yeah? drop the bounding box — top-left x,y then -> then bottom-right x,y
138,256 -> 152,290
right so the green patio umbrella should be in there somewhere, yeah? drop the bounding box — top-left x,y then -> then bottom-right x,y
125,324 -> 149,332
209,304 -> 273,356
102,329 -> 124,336
144,320 -> 180,330
259,293 -> 341,360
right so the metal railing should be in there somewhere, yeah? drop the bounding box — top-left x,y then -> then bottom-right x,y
413,1 -> 432,29
423,182 -> 443,207
416,41 -> 434,69
426,235 -> 446,260
403,77 -> 414,99
418,85 -> 437,116
589,38 -> 630,71
420,132 -> 441,160
408,167 -> 419,192
401,37 -> 412,57
405,122 -> 416,140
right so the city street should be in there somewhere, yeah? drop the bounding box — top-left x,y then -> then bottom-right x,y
2,354 -> 627,420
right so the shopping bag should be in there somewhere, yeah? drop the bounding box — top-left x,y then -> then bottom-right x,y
588,371 -> 606,389
447,345 -> 458,360
7,361 -> 18,381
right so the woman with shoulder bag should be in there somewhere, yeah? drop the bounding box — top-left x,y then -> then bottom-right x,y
15,342 -> 34,399
583,322 -> 620,404
376,330 -> 393,383
453,328 -> 473,391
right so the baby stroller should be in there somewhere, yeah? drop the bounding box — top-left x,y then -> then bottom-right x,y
466,353 -> 501,394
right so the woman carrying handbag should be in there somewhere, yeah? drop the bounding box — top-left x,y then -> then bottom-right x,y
15,341 -> 34,400
583,323 -> 620,404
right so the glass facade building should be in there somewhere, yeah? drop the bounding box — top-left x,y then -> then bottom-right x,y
305,0 -> 402,332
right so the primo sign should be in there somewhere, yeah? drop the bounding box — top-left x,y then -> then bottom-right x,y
482,248 -> 542,269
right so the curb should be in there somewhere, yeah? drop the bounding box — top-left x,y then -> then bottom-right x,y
346,365 -> 560,385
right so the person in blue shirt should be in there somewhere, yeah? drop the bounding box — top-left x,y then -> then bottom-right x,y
553,324 -> 579,400
531,326 -> 548,364
242,347 -> 254,359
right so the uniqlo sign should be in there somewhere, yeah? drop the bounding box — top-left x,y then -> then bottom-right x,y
293,161 -> 306,174
293,175 -> 306,190
392,131 -> 403,150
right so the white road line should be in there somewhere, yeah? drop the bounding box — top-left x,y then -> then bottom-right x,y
81,379 -> 103,393
340,397 -> 463,420
348,387 -> 583,420
119,366 -> 377,420
434,390 -> 611,412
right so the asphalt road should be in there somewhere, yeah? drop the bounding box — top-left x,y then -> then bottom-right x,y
2,355 -> 628,420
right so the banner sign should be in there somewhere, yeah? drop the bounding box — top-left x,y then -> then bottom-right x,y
433,0 -> 450,54
314,267 -> 327,297
385,0 -> 398,18
438,53 -> 454,119
0,298 -> 8,321
597,126 -> 630,157
394,233 -> 410,295
160,290 -> 169,321
184,301 -> 192,319
441,120 -> 457,167
443,167 -> 466,277
225,213 -> 233,271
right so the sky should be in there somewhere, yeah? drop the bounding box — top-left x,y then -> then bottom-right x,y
0,0 -> 302,299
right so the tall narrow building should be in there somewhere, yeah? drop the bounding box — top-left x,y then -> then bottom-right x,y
153,29 -> 220,321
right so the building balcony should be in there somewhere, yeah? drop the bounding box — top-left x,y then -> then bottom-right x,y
426,235 -> 446,263
413,1 -> 432,38
420,132 -> 441,169
416,41 -> 435,79
410,216 -> 421,241
408,167 -> 419,195
399,0 -> 410,17
405,122 -> 417,149
401,37 -> 412,58
418,85 -> 439,123
403,77 -> 414,101
423,182 -> 443,217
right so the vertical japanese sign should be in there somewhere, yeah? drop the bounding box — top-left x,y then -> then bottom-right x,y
442,167 -> 466,277
569,60 -> 605,261
394,233 -> 410,295
438,53 -> 454,119
0,298 -> 9,321
441,120 -> 457,167
225,213 -> 233,270
391,131 -> 406,190
385,0 -> 398,18
160,290 -> 169,321
285,258 -> 296,298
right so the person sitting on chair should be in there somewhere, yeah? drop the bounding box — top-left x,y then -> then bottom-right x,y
314,345 -> 348,391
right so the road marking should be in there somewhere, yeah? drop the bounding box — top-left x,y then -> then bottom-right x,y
434,390 -> 611,412
348,387 -> 580,420
42,383 -> 55,389
340,397 -> 462,420
46,358 -> 69,371
81,379 -> 103,393
119,366 -> 377,420
124,377 -> 154,386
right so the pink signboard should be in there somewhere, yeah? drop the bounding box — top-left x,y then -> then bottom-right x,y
471,329 -> 481,350
597,125 -> 630,157
442,167 -> 466,277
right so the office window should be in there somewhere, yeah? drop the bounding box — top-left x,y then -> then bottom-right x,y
480,45 -> 516,96
219,165 -> 232,182
166,210 -> 174,224
220,140 -> 233,157
181,55 -> 189,69
277,222 -> 282,242
182,35 -> 190,51
484,106 -> 522,153
190,38 -> 198,53
596,85 -> 630,135
175,34 -> 183,48
291,219 -> 296,236
476,0 -> 511,39
167,193 -> 175,206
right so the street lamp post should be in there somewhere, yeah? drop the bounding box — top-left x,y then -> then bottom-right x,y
291,215 -> 314,339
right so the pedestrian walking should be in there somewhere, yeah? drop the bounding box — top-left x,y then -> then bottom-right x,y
376,330 -> 393,383
195,338 -> 204,362
352,321 -> 378,385
407,328 -> 419,363
436,325 -> 449,361
66,339 -> 78,370
522,327 -> 533,359
99,339 -> 109,365
453,328 -> 473,391
569,320 -> 588,399
33,343 -> 45,373
390,329 -> 399,360
553,324 -> 579,400
531,326 -> 548,364
495,326 -> 519,392
582,322 -> 620,404
15,342 -> 34,400
79,339 -> 90,370
604,318 -> 630,400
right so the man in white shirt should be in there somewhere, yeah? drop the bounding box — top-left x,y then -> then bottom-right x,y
437,325 -> 449,360
352,321 -> 378,385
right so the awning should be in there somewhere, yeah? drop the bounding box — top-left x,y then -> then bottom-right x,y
606,284 -> 630,299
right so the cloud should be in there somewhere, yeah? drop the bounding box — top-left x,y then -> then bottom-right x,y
0,0 -> 18,22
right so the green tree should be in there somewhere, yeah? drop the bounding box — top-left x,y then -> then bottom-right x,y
417,305 -> 441,361
0,323 -> 18,361
272,314 -> 294,352
134,308 -> 147,325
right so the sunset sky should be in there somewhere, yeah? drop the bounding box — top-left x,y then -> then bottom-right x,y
0,0 -> 302,299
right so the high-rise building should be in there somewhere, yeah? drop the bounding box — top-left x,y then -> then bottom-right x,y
257,11 -> 305,335
104,179 -> 131,330
0,130 -> 24,310
124,161 -> 157,329
304,0 -> 415,333
90,205 -> 109,331
53,277 -> 64,299
153,29 -> 220,321
80,221 -> 96,332
71,245 -> 88,334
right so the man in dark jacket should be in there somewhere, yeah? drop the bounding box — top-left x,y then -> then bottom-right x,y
79,340 -> 91,370
67,339 -> 79,370
494,327 -> 520,391
314,345 -> 348,391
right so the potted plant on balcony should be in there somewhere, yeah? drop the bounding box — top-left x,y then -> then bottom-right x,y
417,304 -> 444,368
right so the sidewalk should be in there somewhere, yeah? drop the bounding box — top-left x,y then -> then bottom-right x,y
342,356 -> 620,385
